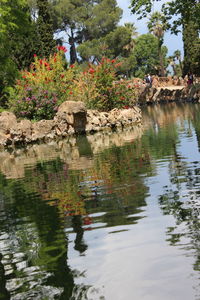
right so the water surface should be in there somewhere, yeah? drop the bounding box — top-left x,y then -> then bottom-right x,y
1,103 -> 200,299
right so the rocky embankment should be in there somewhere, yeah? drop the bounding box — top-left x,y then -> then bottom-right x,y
138,85 -> 200,103
0,101 -> 141,147
1,84 -> 200,147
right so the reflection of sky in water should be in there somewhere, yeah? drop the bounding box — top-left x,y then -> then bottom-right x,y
178,126 -> 200,163
67,119 -> 200,300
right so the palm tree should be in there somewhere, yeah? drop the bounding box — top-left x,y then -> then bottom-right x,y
148,12 -> 168,77
173,50 -> 183,74
123,22 -> 138,52
168,55 -> 177,76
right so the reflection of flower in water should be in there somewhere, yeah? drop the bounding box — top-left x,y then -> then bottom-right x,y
46,191 -> 87,217
83,216 -> 92,225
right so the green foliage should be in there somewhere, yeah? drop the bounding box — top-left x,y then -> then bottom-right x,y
52,0 -> 123,62
130,0 -> 199,31
36,0 -> 56,57
77,39 -> 112,62
182,21 -> 200,75
132,34 -> 168,78
130,0 -> 200,75
8,47 -> 74,120
105,26 -> 133,58
0,0 -> 41,104
77,25 -> 133,62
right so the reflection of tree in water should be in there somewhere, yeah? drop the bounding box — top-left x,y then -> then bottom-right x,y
159,156 -> 200,276
190,104 -> 200,152
0,173 -> 76,300
143,103 -> 200,290
71,216 -> 88,253
2,112 -> 184,300
0,253 -> 10,299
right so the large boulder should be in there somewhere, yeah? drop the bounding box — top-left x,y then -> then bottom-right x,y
55,101 -> 87,133
0,111 -> 17,134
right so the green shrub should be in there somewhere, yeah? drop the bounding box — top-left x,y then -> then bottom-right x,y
8,46 -> 75,120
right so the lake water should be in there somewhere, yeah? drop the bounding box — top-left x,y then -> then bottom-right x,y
1,103 -> 200,300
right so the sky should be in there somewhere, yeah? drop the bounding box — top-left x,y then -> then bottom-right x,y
117,0 -> 183,57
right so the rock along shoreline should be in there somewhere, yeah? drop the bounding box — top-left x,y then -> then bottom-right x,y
0,85 -> 200,148
0,101 -> 141,147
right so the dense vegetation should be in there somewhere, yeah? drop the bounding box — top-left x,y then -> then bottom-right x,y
0,0 -> 199,118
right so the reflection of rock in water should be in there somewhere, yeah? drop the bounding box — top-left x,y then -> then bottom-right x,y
142,102 -> 198,129
0,125 -> 143,180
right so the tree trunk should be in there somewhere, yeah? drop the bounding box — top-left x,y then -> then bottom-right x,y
69,29 -> 78,65
158,39 -> 165,77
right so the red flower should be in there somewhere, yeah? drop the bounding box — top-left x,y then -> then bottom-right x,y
33,54 -> 37,57
57,45 -> 67,53
70,64 -> 75,68
83,216 -> 92,225
60,74 -> 64,78
114,63 -> 122,68
111,59 -> 116,63
69,91 -> 73,95
88,68 -> 95,74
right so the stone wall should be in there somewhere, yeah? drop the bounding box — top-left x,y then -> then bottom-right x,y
0,101 -> 142,147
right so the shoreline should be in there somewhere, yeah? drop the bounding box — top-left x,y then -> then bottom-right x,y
0,85 -> 199,148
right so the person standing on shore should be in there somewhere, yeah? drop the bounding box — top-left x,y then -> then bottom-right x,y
187,72 -> 194,85
144,74 -> 153,88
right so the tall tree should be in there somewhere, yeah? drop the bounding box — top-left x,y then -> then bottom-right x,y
147,12 -> 168,77
130,0 -> 200,76
173,50 -> 183,74
36,0 -> 56,57
132,33 -> 168,78
168,56 -> 177,76
0,0 -> 37,104
123,22 -> 138,52
52,0 -> 122,63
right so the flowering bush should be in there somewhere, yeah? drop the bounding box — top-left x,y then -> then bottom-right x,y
8,46 -> 76,120
68,58 -> 137,111
9,53 -> 137,120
